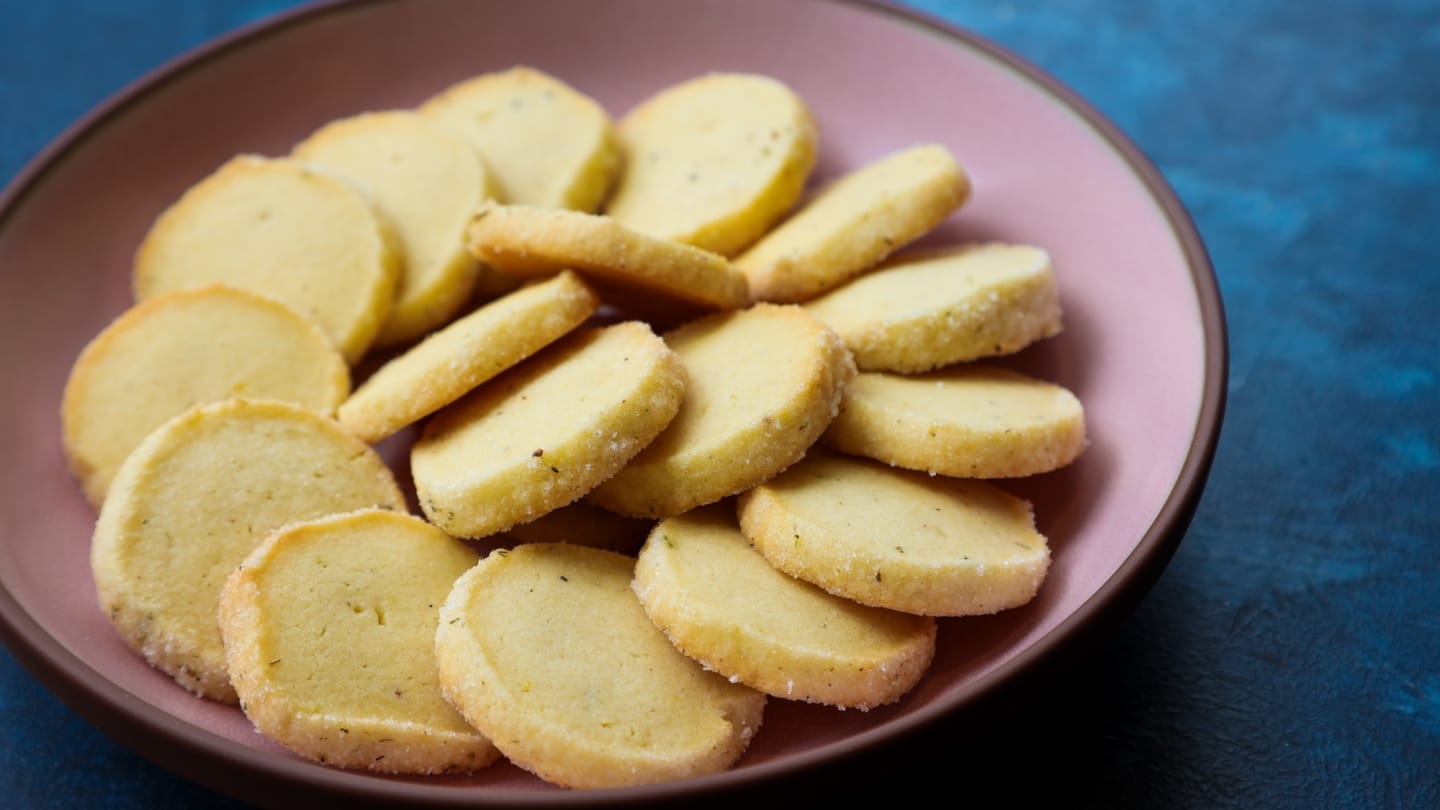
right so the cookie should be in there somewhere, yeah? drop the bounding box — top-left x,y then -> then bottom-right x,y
589,304 -> 854,518
292,110 -> 498,347
411,322 -> 686,539
419,66 -> 620,212
605,72 -> 818,256
434,542 -> 765,789
735,143 -> 969,303
90,399 -> 406,703
465,201 -> 749,312
134,154 -> 400,363
736,453 -> 1052,616
337,271 -> 598,444
61,284 -> 349,507
219,509 -> 497,774
804,243 -> 1063,372
824,366 -> 1087,478
634,506 -> 936,710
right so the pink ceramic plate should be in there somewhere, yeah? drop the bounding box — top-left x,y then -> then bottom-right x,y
0,0 -> 1224,805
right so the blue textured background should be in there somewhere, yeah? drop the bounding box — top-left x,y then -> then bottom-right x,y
2,1 -> 1437,807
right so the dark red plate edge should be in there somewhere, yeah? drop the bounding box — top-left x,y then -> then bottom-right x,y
0,0 -> 1229,807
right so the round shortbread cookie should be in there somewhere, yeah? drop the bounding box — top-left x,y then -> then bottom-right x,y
411,322 -> 686,539
134,154 -> 400,364
219,509 -> 498,774
804,243 -> 1063,372
824,366 -> 1087,478
736,453 -> 1052,616
292,110 -> 498,347
605,73 -> 818,257
434,542 -> 766,789
61,284 -> 349,507
502,501 -> 653,556
418,66 -> 620,212
466,201 -> 749,312
634,506 -> 936,710
735,143 -> 970,303
337,271 -> 599,444
91,399 -> 407,703
588,304 -> 855,519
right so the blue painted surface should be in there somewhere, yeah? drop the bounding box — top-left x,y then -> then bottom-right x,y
1,1 -> 1436,807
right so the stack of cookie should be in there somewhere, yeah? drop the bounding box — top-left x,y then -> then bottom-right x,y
61,67 -> 1086,790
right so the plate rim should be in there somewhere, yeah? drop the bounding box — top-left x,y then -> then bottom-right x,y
0,0 -> 1228,805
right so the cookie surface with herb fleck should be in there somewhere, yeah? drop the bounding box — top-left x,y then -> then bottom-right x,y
292,110 -> 498,347
62,284 -> 349,508
133,154 -> 400,364
338,271 -> 598,444
466,201 -> 749,313
219,508 -> 497,774
419,66 -> 619,212
634,505 -> 935,710
605,72 -> 818,256
90,399 -> 406,703
824,366 -> 1087,479
804,243 -> 1063,372
435,542 -> 765,789
737,453 -> 1051,616
411,321 -> 685,539
589,304 -> 854,519
735,143 -> 969,303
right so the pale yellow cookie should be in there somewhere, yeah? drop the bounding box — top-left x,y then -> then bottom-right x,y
737,453 -> 1052,616
434,542 -> 765,789
605,73 -> 818,256
337,271 -> 598,444
411,322 -> 685,539
589,304 -> 854,519
502,501 -> 652,556
466,201 -> 749,312
419,66 -> 620,212
804,243 -> 1063,372
824,366 -> 1087,478
735,143 -> 970,303
134,154 -> 400,364
61,284 -> 349,507
219,508 -> 497,774
91,399 -> 406,703
292,110 -> 498,347
634,506 -> 936,710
